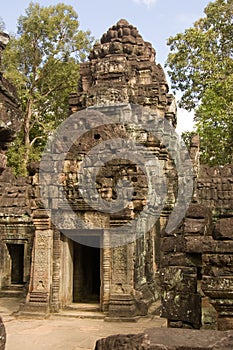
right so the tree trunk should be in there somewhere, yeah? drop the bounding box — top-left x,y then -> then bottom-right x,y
23,98 -> 33,174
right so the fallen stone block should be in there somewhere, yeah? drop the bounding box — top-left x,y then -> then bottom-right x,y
0,317 -> 6,350
94,328 -> 233,350
94,333 -> 150,349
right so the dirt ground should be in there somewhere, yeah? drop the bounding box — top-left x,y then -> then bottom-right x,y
0,297 -> 166,350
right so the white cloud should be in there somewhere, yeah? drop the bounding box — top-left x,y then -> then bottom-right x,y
133,0 -> 158,7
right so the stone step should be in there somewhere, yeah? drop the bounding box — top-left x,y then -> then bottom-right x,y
15,303 -> 49,319
51,309 -> 105,320
0,289 -> 25,298
105,316 -> 141,322
64,303 -> 101,312
2,284 -> 25,291
14,311 -> 49,320
47,302 -> 105,319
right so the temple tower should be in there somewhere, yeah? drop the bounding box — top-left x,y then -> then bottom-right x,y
69,19 -> 176,125
24,20 -> 178,319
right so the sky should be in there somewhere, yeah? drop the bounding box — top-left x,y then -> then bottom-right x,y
1,0 -> 211,134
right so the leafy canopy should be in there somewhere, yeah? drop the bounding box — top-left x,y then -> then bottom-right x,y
166,0 -> 233,165
3,2 -> 93,175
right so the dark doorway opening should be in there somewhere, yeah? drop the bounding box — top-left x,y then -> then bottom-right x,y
73,238 -> 100,303
7,244 -> 24,284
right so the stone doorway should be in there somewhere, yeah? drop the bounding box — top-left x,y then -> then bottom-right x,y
6,243 -> 24,284
73,237 -> 101,303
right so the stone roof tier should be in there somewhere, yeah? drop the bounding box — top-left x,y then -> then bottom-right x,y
69,19 -> 177,127
90,19 -> 156,63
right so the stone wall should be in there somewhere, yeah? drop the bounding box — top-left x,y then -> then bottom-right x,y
0,167 -> 34,289
160,163 -> 233,330
197,164 -> 233,218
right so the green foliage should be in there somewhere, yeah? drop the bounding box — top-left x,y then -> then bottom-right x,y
166,0 -> 233,165
6,134 -> 27,176
181,131 -> 197,150
6,132 -> 44,176
3,2 -> 93,175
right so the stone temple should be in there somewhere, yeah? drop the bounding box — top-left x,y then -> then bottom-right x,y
0,20 -> 233,331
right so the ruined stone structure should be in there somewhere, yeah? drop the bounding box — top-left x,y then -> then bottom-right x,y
0,21 -> 233,333
23,19 -> 177,317
161,162 -> 233,330
0,32 -> 33,298
69,18 -> 176,122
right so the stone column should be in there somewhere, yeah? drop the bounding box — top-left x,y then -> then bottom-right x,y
21,209 -> 53,315
50,228 -> 61,312
102,236 -> 111,312
107,240 -> 138,320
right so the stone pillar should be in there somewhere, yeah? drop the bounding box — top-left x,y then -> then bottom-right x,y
50,228 -> 61,312
102,232 -> 111,312
107,241 -> 138,320
21,209 -> 53,315
202,217 -> 233,330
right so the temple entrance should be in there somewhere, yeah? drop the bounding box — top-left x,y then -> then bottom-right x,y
6,244 -> 24,284
73,237 -> 101,303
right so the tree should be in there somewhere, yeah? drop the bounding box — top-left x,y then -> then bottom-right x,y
181,131 -> 197,150
166,0 -> 233,165
3,2 -> 93,175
